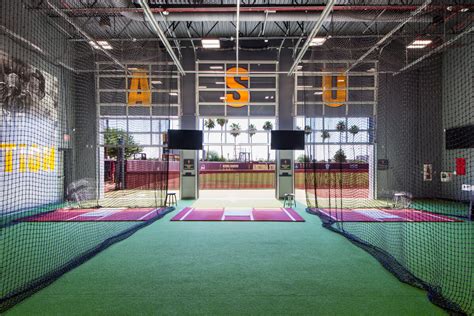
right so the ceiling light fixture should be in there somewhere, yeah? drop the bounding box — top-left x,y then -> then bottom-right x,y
314,91 -> 323,95
202,39 -> 220,49
89,41 -> 100,49
210,66 -> 223,70
407,39 -> 432,49
169,92 -> 178,96
309,37 -> 327,46
151,80 -> 162,85
90,40 -> 113,50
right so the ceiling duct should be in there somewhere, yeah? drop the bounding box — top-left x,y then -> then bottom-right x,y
105,0 -> 434,23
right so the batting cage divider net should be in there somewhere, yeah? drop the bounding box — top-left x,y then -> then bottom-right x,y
0,0 -> 176,311
302,2 -> 473,314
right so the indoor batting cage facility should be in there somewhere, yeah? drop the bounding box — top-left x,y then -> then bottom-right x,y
0,0 -> 473,315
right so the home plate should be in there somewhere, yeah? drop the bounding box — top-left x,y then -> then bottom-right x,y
223,207 -> 253,220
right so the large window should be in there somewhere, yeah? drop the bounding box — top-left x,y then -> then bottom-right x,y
199,117 -> 277,162
99,117 -> 179,159
96,62 -> 180,159
294,116 -> 375,163
293,60 -> 377,164
294,60 -> 377,117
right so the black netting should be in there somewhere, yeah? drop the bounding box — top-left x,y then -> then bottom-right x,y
303,2 -> 473,314
0,0 -> 175,311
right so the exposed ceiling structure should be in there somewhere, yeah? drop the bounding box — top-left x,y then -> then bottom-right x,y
37,0 -> 471,45
21,0 -> 472,73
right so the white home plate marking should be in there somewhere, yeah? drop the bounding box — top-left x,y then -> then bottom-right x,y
223,207 -> 252,220
354,209 -> 400,220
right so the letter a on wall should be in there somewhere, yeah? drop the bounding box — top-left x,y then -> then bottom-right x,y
322,74 -> 347,107
225,67 -> 249,108
128,70 -> 151,106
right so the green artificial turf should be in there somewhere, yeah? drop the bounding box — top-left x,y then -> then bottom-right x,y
5,200 -> 447,315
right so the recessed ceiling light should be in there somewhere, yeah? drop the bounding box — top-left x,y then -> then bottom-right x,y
407,45 -> 425,49
264,39 -> 269,43
89,41 -> 100,49
91,40 -> 113,50
460,8 -> 469,12
202,39 -> 220,49
265,96 -> 269,99
219,96 -> 225,100
412,39 -> 432,45
297,65 -> 303,70
407,39 -> 432,49
309,37 -> 327,46
169,92 -> 178,96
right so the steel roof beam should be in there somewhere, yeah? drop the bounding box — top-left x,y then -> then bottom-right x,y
288,0 -> 336,76
137,0 -> 185,75
345,0 -> 431,73
395,24 -> 473,75
45,0 -> 127,71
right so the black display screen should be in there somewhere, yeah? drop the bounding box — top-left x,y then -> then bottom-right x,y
167,129 -> 203,150
445,125 -> 474,149
271,130 -> 305,150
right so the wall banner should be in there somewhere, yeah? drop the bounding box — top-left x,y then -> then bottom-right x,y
0,51 -> 61,214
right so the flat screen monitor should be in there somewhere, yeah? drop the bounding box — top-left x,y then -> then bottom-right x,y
167,129 -> 203,150
445,125 -> 474,149
271,130 -> 305,150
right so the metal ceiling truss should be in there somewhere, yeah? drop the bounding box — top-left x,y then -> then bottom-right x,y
137,0 -> 185,75
288,0 -> 336,76
345,0 -> 431,73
